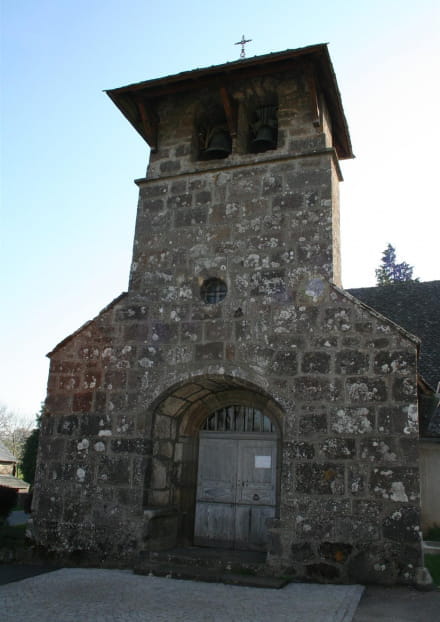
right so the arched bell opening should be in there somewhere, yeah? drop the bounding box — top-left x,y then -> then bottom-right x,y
145,375 -> 284,550
194,99 -> 232,161
245,93 -> 278,154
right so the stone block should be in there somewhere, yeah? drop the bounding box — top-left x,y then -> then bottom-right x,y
273,350 -> 298,375
378,405 -> 418,436
347,465 -> 367,495
97,456 -> 131,485
319,438 -> 356,459
296,463 -> 345,495
39,415 -> 54,436
115,304 -> 149,321
108,392 -> 128,411
39,437 -> 65,461
111,438 -> 152,454
294,377 -> 341,402
302,352 -> 331,374
151,323 -> 179,344
366,338 -> 391,349
335,350 -> 369,375
272,191 -> 305,210
170,180 -> 187,194
181,322 -> 203,343
291,542 -> 315,562
360,438 -> 397,462
104,370 -> 127,391
324,307 -> 352,331
330,407 -> 374,434
346,378 -> 387,402
373,351 -> 414,376
51,361 -> 82,374
45,394 -> 72,414
174,206 -> 207,227
354,321 -> 373,333
370,467 -> 419,502
382,506 -> 421,543
160,160 -> 181,174
195,342 -> 224,361
59,375 -> 80,391
341,337 -> 361,347
335,517 -> 380,542
296,517 -> 333,539
191,304 -> 223,321
250,269 -> 286,297
195,190 -> 212,204
154,414 -> 172,438
393,377 -> 417,400
204,320 -> 232,341
262,174 -> 283,193
352,500 -> 383,520
152,459 -> 168,489
398,438 -> 419,463
283,441 -> 315,460
72,392 -> 94,413
299,412 -> 328,435
56,415 -> 80,435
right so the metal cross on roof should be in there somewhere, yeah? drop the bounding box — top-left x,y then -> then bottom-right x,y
235,35 -> 252,59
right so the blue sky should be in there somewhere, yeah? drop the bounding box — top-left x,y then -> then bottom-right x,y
1,0 -> 439,419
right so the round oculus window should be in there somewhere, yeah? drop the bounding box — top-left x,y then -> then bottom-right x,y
200,278 -> 227,304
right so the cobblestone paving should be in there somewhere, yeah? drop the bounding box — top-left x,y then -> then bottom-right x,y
1,568 -> 364,622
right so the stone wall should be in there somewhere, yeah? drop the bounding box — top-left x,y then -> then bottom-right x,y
34,278 -> 422,581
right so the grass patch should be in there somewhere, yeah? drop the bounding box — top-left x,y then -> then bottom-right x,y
425,554 -> 440,587
425,525 -> 440,542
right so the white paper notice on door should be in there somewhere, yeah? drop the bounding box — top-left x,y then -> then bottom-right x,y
255,455 -> 271,469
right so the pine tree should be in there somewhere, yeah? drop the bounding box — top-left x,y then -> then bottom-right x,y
375,244 -> 418,285
20,427 -> 39,484
19,404 -> 44,484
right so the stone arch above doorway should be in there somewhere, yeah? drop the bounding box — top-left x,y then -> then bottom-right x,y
149,374 -> 284,437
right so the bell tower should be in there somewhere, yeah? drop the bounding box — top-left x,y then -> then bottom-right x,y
107,44 -> 353,301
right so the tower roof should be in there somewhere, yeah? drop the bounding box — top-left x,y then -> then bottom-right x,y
106,44 -> 353,160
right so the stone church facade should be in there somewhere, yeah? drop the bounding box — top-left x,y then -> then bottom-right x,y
33,44 -> 423,583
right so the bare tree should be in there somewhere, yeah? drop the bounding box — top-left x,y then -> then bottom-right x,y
0,403 -> 34,460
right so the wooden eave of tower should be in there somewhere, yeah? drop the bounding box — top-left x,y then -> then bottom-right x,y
106,43 -> 353,159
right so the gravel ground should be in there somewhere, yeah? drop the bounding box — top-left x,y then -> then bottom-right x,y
0,567 -> 364,622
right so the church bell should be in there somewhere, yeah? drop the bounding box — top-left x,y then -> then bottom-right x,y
252,124 -> 277,151
205,128 -> 232,158
252,105 -> 278,152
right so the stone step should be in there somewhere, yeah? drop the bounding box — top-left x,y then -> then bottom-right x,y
134,560 -> 288,589
134,546 -> 288,588
140,546 -> 266,572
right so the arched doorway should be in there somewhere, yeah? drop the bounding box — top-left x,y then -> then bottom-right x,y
194,405 -> 278,551
147,375 -> 284,551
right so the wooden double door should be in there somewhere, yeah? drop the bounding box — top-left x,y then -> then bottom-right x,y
194,433 -> 277,551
